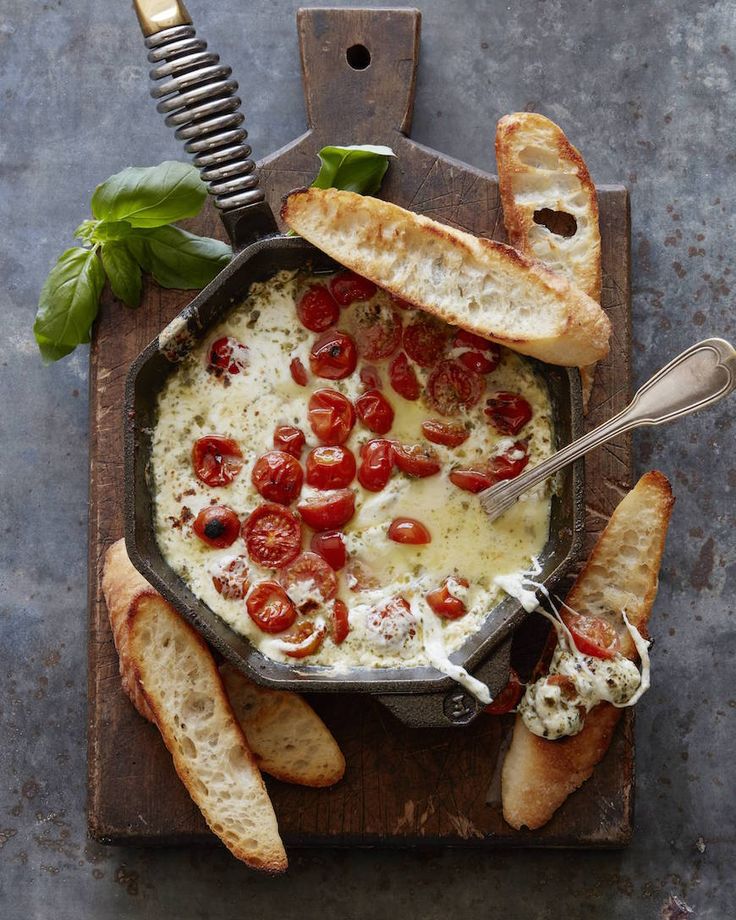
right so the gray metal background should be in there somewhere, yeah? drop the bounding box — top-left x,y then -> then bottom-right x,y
1,1 -> 733,917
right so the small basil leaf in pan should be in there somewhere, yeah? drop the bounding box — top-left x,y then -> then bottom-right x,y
101,241 -> 142,308
312,145 -> 395,196
126,225 -> 232,289
91,161 -> 206,229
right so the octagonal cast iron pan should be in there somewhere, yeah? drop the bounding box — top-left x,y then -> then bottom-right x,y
124,0 -> 585,728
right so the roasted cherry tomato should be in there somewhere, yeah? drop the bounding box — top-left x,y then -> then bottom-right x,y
332,599 -> 350,644
353,298 -> 402,361
485,668 -> 524,714
306,445 -> 356,489
388,517 -> 431,545
358,438 -> 394,492
487,441 -> 529,483
427,359 -> 483,416
421,419 -> 470,447
310,530 -> 347,570
211,555 -> 250,599
273,424 -> 306,458
289,356 -> 309,387
310,330 -> 358,380
208,336 -> 248,375
346,559 -> 379,592
389,351 -> 420,401
392,442 -> 441,478
296,283 -> 339,332
403,318 -> 447,367
329,270 -> 377,306
279,551 -> 338,605
251,450 -> 303,505
366,596 -> 416,646
562,611 -> 621,659
360,364 -> 382,390
356,389 -> 395,435
192,435 -> 244,487
453,329 -> 501,374
484,391 -> 533,435
297,489 -> 356,531
192,505 -> 241,548
246,581 -> 297,633
281,622 -> 327,658
426,576 -> 469,619
308,388 -> 356,445
449,467 -> 492,493
242,502 -> 302,568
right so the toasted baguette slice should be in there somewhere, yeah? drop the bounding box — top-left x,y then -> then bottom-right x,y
127,592 -> 287,873
221,663 -> 345,788
281,187 -> 610,367
502,471 -> 674,830
496,112 -> 603,407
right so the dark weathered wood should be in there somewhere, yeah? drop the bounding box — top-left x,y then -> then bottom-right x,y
88,7 -> 632,847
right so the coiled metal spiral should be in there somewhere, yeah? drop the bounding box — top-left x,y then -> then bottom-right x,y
145,24 -> 262,210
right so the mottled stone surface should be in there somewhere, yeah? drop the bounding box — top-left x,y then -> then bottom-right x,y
0,0 -> 734,917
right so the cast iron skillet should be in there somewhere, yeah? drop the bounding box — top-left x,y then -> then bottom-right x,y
124,1 -> 585,728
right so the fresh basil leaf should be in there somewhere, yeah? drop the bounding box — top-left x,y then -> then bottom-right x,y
101,241 -> 142,307
33,247 -> 105,362
312,145 -> 395,195
126,225 -> 232,289
91,220 -> 133,242
90,161 -> 206,229
74,219 -> 98,242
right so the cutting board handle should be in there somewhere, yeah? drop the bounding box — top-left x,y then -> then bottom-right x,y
297,7 -> 421,140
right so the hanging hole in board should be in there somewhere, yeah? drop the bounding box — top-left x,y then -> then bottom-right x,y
533,208 -> 577,238
346,44 -> 371,70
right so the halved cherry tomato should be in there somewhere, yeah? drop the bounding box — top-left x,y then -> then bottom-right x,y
297,489 -> 356,531
306,445 -> 356,489
310,330 -> 358,380
310,530 -> 347,570
242,502 -> 302,568
393,442 -> 441,478
453,329 -> 501,374
388,517 -> 431,545
485,668 -> 524,714
485,392 -> 533,435
403,318 -> 447,367
281,621 -> 327,658
487,441 -> 529,483
426,576 -> 469,619
246,581 -> 297,633
366,596 -> 416,646
389,351 -> 420,401
562,611 -> 621,659
449,467 -> 492,493
360,365 -> 382,390
421,419 -> 469,447
208,336 -> 248,375
329,270 -> 377,306
332,599 -> 350,644
353,298 -> 402,360
192,435 -> 243,487
296,283 -> 339,332
308,388 -> 356,445
251,450 -> 303,505
279,551 -> 337,604
427,360 -> 483,415
358,438 -> 394,492
273,425 -> 306,458
211,555 -> 250,599
193,505 -> 241,548
356,389 -> 394,435
346,559 -> 379,592
289,356 -> 308,387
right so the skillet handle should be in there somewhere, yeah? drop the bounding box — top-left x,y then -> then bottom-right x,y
132,0 -> 278,246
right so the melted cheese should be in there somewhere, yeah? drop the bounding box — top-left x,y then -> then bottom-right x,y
151,270 -> 555,677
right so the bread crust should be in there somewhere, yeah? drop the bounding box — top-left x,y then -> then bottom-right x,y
281,187 -> 611,367
501,471 -> 674,830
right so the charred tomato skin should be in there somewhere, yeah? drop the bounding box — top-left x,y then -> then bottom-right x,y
192,505 -> 241,548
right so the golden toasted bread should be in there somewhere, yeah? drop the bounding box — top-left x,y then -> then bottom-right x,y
495,112 -> 602,405
501,471 -> 674,830
282,187 -> 611,367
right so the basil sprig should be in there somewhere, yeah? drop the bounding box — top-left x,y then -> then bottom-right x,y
33,161 -> 232,363
312,144 -> 395,196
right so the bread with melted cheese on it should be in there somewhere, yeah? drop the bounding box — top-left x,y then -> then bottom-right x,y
495,112 -> 602,405
501,471 -> 674,830
281,187 -> 611,367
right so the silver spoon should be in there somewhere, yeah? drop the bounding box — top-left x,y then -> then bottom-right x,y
480,337 -> 736,523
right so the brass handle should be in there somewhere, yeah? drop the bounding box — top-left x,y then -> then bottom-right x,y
133,0 -> 191,37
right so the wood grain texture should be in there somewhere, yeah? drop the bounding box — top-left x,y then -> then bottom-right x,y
87,7 -> 632,847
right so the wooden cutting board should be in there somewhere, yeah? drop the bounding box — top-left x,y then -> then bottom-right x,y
87,7 -> 632,847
